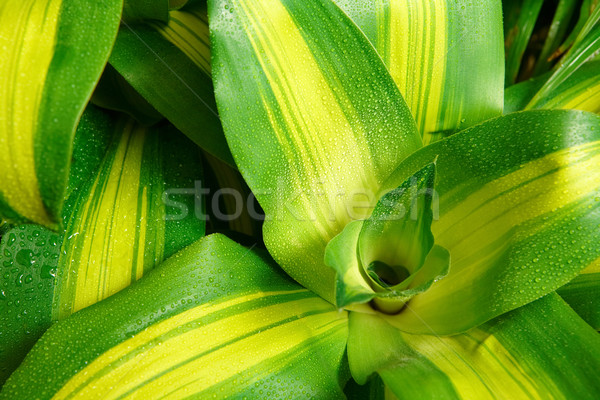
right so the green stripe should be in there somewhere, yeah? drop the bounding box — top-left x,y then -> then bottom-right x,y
204,323 -> 348,399
336,0 -> 504,139
53,116 -> 204,320
35,0 -> 123,222
112,304 -> 336,399
62,291 -> 318,399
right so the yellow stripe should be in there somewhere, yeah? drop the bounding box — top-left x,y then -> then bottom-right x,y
55,122 -> 159,318
403,331 -> 545,399
388,0 -> 447,139
0,0 -> 62,225
558,80 -> 600,114
580,256 -> 600,274
434,142 -> 600,269
135,186 -> 148,281
237,0 -> 378,240
52,291 -> 345,399
153,10 -> 211,75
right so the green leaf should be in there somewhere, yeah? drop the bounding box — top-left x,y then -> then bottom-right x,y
325,163 -> 450,314
358,163 -> 438,290
515,60 -> 600,114
376,110 -> 600,334
557,0 -> 599,55
349,293 -> 600,400
0,225 -> 61,386
210,0 -> 422,303
0,0 -> 123,228
122,0 -> 169,22
527,4 -> 600,109
335,0 -> 505,141
503,0 -> 544,86
91,64 -> 164,126
109,2 -> 234,165
532,0 -> 579,75
0,106 -> 205,385
325,220 -> 374,308
558,261 -> 600,330
0,235 -> 349,399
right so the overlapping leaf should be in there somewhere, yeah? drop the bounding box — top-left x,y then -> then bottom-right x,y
558,261 -> 600,330
527,3 -> 600,108
506,59 -> 600,115
109,2 -> 234,164
0,0 -> 123,227
210,0 -> 422,303
348,294 -> 600,399
0,235 -> 349,399
376,110 -> 600,334
336,0 -> 505,141
0,106 -> 205,384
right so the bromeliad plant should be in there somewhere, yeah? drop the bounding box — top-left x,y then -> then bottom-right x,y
0,0 -> 600,399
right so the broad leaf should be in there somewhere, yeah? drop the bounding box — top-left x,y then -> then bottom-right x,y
91,64 -> 164,126
0,0 -> 123,227
377,110 -> 600,334
336,0 -> 505,141
210,0 -> 422,303
109,2 -> 234,165
348,293 -> 600,399
0,107 -> 205,384
0,235 -> 349,399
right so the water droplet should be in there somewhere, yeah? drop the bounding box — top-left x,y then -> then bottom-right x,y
15,249 -> 35,267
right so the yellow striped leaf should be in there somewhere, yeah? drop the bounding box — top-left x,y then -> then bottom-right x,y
526,4 -> 600,109
335,0 -> 505,142
348,294 -> 600,399
109,2 -> 234,165
1,235 -> 349,399
0,106 -> 205,384
505,60 -> 600,114
376,110 -> 600,334
0,0 -> 123,228
210,0 -> 422,303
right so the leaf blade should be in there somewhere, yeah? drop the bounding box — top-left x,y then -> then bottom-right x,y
369,294 -> 600,399
378,110 -> 600,334
0,0 -> 123,227
210,0 -> 422,302
109,3 -> 234,165
0,235 -> 349,399
336,0 -> 505,141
